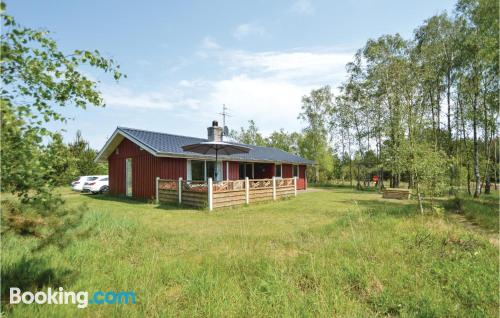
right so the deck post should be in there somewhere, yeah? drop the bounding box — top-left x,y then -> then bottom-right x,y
208,178 -> 213,211
294,176 -> 297,197
178,177 -> 183,204
155,177 -> 160,204
272,176 -> 276,200
245,177 -> 249,205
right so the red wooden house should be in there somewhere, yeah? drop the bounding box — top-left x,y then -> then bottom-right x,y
95,122 -> 313,199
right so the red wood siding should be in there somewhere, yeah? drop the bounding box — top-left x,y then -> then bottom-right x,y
108,156 -> 125,195
225,161 -> 239,180
282,164 -> 293,178
108,139 -> 186,199
297,165 -> 307,190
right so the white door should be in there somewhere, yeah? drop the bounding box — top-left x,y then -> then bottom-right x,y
125,158 -> 132,197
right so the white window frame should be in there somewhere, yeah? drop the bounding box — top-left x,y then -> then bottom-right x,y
293,165 -> 299,178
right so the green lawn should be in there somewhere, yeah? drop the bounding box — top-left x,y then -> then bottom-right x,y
2,188 -> 498,317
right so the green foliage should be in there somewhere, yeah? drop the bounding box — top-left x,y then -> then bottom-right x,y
0,3 -> 120,196
68,130 -> 107,177
43,133 -> 78,186
266,129 -> 301,154
323,0 -> 498,201
228,0 -> 498,194
298,86 -> 334,182
411,145 -> 449,194
229,120 -> 266,146
0,3 -> 121,242
0,99 -> 45,197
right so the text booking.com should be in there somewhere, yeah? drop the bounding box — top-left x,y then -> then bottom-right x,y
10,287 -> 136,309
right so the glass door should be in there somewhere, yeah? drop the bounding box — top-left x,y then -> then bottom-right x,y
125,158 -> 132,197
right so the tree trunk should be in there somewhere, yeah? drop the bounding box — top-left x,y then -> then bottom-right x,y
377,128 -> 384,192
436,80 -> 441,136
472,91 -> 481,198
416,180 -> 424,215
467,163 -> 472,195
483,91 -> 491,194
446,71 -> 452,152
446,71 -> 454,194
348,130 -> 353,187
494,129 -> 498,191
356,163 -> 362,190
378,167 -> 384,192
459,90 -> 472,195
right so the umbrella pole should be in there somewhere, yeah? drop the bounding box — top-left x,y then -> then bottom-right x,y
215,148 -> 218,182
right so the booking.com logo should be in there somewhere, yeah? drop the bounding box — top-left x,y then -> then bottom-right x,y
10,287 -> 136,309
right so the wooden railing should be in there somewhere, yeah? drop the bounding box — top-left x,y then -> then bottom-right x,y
249,179 -> 273,189
157,177 -> 297,210
158,179 -> 177,190
182,180 -> 208,192
213,180 -> 245,192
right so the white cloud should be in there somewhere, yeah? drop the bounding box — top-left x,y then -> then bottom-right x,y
208,75 -> 313,134
101,47 -> 353,138
103,87 -> 173,109
233,23 -> 268,40
199,48 -> 352,132
200,36 -> 220,49
289,0 -> 315,15
221,49 -> 352,83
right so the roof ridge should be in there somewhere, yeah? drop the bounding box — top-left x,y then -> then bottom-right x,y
118,126 -> 207,141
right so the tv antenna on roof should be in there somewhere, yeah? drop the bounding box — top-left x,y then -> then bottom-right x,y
218,104 -> 232,136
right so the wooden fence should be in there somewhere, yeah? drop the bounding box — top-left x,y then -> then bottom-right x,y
157,177 -> 297,210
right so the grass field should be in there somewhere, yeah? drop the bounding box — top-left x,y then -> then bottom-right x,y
2,187 -> 499,317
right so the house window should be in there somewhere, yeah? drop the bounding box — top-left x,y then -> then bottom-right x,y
238,163 -> 254,179
207,161 -> 223,181
275,164 -> 282,178
191,160 -> 205,181
188,160 -> 222,181
293,165 -> 299,178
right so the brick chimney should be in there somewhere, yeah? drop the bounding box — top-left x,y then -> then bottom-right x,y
207,120 -> 223,142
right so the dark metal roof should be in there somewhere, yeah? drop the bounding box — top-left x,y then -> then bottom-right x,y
117,127 -> 314,165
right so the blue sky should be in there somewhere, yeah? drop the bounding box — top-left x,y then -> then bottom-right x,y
9,0 -> 456,149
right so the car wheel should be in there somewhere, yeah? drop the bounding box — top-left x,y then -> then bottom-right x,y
100,186 -> 109,194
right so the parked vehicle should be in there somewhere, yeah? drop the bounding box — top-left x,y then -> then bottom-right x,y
71,175 -> 107,192
82,176 -> 109,194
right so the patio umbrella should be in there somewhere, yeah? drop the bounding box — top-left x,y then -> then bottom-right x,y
182,141 -> 251,181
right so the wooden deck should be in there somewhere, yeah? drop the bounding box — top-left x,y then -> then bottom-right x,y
157,177 -> 297,210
